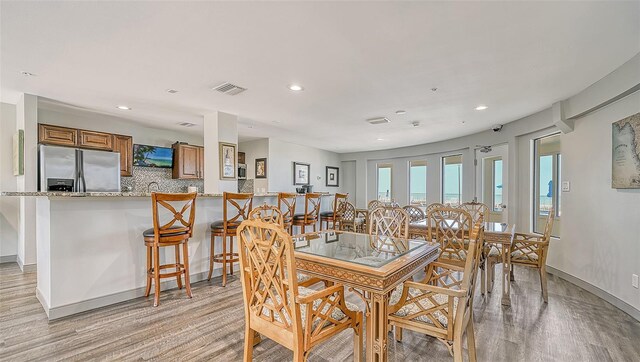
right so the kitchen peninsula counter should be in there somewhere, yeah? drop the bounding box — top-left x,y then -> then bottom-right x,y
5,191 -> 333,320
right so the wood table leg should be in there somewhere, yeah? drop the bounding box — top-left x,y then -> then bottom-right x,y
501,244 -> 511,306
366,291 -> 389,362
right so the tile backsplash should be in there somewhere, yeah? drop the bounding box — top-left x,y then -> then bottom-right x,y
121,167 -> 204,193
238,179 -> 254,193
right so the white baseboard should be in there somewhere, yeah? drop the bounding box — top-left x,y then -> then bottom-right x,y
45,265 -> 240,320
547,266 -> 640,322
0,255 -> 17,264
16,256 -> 37,273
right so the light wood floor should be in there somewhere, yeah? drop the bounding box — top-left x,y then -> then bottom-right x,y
1,262 -> 639,361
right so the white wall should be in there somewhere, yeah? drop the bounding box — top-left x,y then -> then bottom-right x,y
0,103 -> 19,260
239,139 -> 269,192
38,106 -> 204,147
268,138 -> 343,194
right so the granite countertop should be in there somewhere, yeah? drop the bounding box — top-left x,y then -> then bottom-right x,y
0,191 -> 333,198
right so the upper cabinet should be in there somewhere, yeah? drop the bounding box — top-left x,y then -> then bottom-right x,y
39,124 -> 78,147
79,130 -> 114,151
173,143 -> 204,179
113,135 -> 133,177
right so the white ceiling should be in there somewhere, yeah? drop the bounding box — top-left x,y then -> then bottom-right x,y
1,1 -> 638,153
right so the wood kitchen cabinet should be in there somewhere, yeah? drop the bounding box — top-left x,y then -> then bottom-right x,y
173,144 -> 204,179
78,130 -> 114,151
39,124 -> 78,147
113,134 -> 133,176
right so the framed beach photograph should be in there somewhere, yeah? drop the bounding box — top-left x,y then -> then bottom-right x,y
219,142 -> 237,180
255,158 -> 267,179
293,162 -> 310,185
326,166 -> 339,187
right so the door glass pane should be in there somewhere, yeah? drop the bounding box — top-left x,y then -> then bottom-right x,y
533,133 -> 561,236
539,155 -> 553,216
442,155 -> 462,205
377,165 -> 392,202
409,161 -> 427,205
557,154 -> 562,217
493,159 -> 503,211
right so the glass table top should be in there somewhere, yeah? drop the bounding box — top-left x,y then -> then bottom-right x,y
293,231 -> 427,268
410,219 -> 510,233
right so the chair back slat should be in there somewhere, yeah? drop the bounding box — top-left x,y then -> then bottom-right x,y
151,192 -> 197,239
454,222 -> 485,325
238,219 -> 302,334
427,206 -> 473,262
303,193 -> 322,223
369,206 -> 409,239
542,206 -> 555,241
223,192 -> 254,228
402,205 -> 425,223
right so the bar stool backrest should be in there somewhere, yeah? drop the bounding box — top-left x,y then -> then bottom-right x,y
223,192 -> 254,229
278,192 -> 298,224
151,192 -> 197,241
249,205 -> 284,226
303,192 -> 322,223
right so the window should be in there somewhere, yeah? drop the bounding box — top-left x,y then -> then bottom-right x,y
533,134 -> 561,235
492,159 -> 503,212
442,155 -> 462,205
377,164 -> 392,202
409,161 -> 427,205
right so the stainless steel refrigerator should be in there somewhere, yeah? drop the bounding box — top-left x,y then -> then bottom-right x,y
39,145 -> 121,192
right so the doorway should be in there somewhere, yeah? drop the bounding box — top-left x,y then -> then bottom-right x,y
475,144 -> 508,223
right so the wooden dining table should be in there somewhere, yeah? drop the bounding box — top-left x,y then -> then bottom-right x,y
293,230 -> 439,362
408,219 -> 516,306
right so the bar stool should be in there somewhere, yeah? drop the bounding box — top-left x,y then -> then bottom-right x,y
320,193 -> 348,230
292,192 -> 321,234
278,192 -> 298,234
208,192 -> 253,286
143,192 -> 197,307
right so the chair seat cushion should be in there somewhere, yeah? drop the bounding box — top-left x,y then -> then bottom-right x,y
511,249 -> 539,261
320,211 -> 333,217
389,284 -> 458,327
260,286 -> 360,330
143,226 -> 188,238
293,214 -> 315,221
210,220 -> 240,230
487,245 -> 502,257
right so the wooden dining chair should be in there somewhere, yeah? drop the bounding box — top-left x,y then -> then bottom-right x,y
427,206 -> 474,265
238,219 -> 363,361
388,223 -> 484,362
510,206 -> 555,302
278,192 -> 298,234
209,192 -> 254,286
368,206 -> 410,239
320,193 -> 348,230
460,201 -> 489,224
292,193 -> 322,235
367,199 -> 382,210
338,202 -> 365,233
403,205 -> 426,223
425,202 -> 445,218
143,192 -> 197,307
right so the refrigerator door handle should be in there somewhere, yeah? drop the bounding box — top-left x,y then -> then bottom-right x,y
77,150 -> 87,192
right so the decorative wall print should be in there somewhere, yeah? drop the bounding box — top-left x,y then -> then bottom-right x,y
133,144 -> 174,168
13,130 -> 24,176
293,162 -> 310,185
219,142 -> 237,180
255,158 -> 267,179
612,112 -> 640,188
326,166 -> 339,187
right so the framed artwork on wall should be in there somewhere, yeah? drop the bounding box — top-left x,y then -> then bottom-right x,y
255,158 -> 267,179
326,166 -> 339,187
612,112 -> 640,188
293,162 -> 310,185
219,142 -> 237,180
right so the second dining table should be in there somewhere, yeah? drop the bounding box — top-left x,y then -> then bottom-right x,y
408,218 -> 516,305
293,230 -> 439,362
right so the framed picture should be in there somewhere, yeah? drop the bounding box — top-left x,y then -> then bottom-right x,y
219,142 -> 237,180
326,166 -> 339,187
255,158 -> 267,179
612,112 -> 640,188
293,162 -> 310,185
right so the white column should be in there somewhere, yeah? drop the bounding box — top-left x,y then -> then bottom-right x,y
203,111 -> 238,194
16,94 -> 38,269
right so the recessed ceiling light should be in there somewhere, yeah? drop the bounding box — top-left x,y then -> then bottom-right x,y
395,110 -> 406,115
116,105 -> 131,110
475,105 -> 488,111
376,138 -> 384,141
166,89 -> 179,94
20,71 -> 35,76
288,84 -> 304,91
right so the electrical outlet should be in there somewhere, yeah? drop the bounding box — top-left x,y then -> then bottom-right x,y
633,274 -> 639,289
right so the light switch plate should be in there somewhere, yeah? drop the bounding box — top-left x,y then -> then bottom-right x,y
561,181 -> 570,192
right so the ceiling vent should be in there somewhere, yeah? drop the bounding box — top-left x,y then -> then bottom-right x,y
212,82 -> 247,95
365,117 -> 391,125
178,122 -> 196,127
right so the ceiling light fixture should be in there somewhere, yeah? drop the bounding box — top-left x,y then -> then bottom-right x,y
288,84 -> 303,91
475,105 -> 488,111
116,105 -> 131,110
376,138 -> 384,141
166,89 -> 179,94
366,117 -> 391,125
395,110 -> 406,115
20,71 -> 35,76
